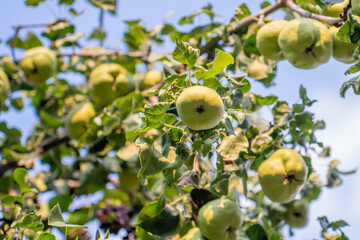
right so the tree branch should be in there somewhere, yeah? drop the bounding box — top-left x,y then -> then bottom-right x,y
200,0 -> 345,55
35,133 -> 70,154
285,0 -> 342,24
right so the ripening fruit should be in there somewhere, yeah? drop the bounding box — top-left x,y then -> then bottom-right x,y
197,198 -> 242,240
246,58 -> 272,80
89,63 -> 135,107
20,46 -> 57,83
278,18 -> 333,69
258,149 -> 308,203
0,69 -> 10,106
65,102 -> 96,139
285,199 -> 309,227
256,20 -> 288,61
322,0 -> 349,17
176,86 -> 224,130
329,26 -> 359,63
139,70 -> 163,91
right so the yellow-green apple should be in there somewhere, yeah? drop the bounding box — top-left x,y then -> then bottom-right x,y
322,0 -> 349,17
89,63 -> 135,107
176,86 -> 224,130
351,0 -> 360,15
198,198 -> 242,240
285,199 -> 309,227
258,149 -> 308,203
65,102 -> 96,139
329,26 -> 359,63
246,58 -> 272,80
139,70 -> 163,91
278,18 -> 333,69
180,227 -> 205,240
256,20 -> 288,61
20,46 -> 57,83
0,69 -> 10,105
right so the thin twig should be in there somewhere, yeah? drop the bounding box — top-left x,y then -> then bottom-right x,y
35,133 -> 70,153
99,9 -> 105,47
285,0 -> 342,24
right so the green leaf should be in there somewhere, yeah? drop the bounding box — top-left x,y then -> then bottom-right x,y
10,98 -> 24,111
139,143 -> 169,177
37,233 -> 56,240
13,168 -> 32,194
337,13 -> 360,44
340,75 -> 360,98
89,0 -> 117,14
300,85 -> 317,106
169,127 -> 184,142
124,20 -> 150,51
42,20 -> 75,41
328,220 -> 349,231
179,4 -> 214,25
244,34 -> 260,57
246,224 -> 267,240
234,4 -> 251,20
172,38 -> 200,69
59,0 -> 75,4
17,212 -> 44,231
144,102 -> 171,124
48,204 -> 88,229
25,0 -> 45,6
49,194 -> 73,212
40,111 -> 63,129
89,28 -> 106,41
135,196 -> 180,237
217,127 -> 248,160
254,94 -> 278,105
196,49 -> 234,80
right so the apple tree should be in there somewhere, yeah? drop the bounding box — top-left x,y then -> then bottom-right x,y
0,0 -> 358,239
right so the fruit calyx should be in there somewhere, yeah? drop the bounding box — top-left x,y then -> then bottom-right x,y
196,105 -> 205,113
283,174 -> 295,184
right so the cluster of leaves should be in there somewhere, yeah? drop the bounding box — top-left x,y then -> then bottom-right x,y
0,0 -> 355,239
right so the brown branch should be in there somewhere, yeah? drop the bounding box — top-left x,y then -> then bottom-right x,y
200,0 -> 287,54
285,0 -> 342,24
340,0 -> 352,22
35,133 -> 70,154
200,0 -> 345,55
59,50 -> 148,58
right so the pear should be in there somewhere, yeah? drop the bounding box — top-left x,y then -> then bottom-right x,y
285,199 -> 309,227
198,198 -> 242,240
322,0 -> 349,17
329,26 -> 359,63
258,149 -> 308,203
256,20 -> 288,61
20,46 -> 57,83
278,18 -> 333,69
176,86 -> 224,130
89,63 -> 135,107
0,69 -> 10,106
139,70 -> 163,91
65,102 -> 96,139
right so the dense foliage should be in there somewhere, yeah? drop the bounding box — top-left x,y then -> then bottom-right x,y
0,0 -> 358,239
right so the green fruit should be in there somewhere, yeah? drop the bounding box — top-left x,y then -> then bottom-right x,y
246,59 -> 272,80
65,102 -> 96,139
176,86 -> 224,130
119,168 -> 139,191
140,70 -> 162,91
258,149 -> 308,203
198,198 -> 242,240
278,18 -> 333,69
0,69 -> 10,105
329,26 -> 359,63
256,20 -> 288,61
180,227 -> 205,240
322,0 -> 348,17
285,199 -> 309,227
1,56 -> 17,76
352,0 -> 360,15
20,46 -> 57,83
89,63 -> 135,107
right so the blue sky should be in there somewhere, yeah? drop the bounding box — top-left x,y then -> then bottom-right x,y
1,0 -> 359,239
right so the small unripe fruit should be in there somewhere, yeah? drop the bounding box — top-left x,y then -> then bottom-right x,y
139,70 -> 163,91
176,86 -> 224,130
65,102 -> 96,139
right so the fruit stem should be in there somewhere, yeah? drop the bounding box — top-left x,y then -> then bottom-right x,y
193,152 -> 200,173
